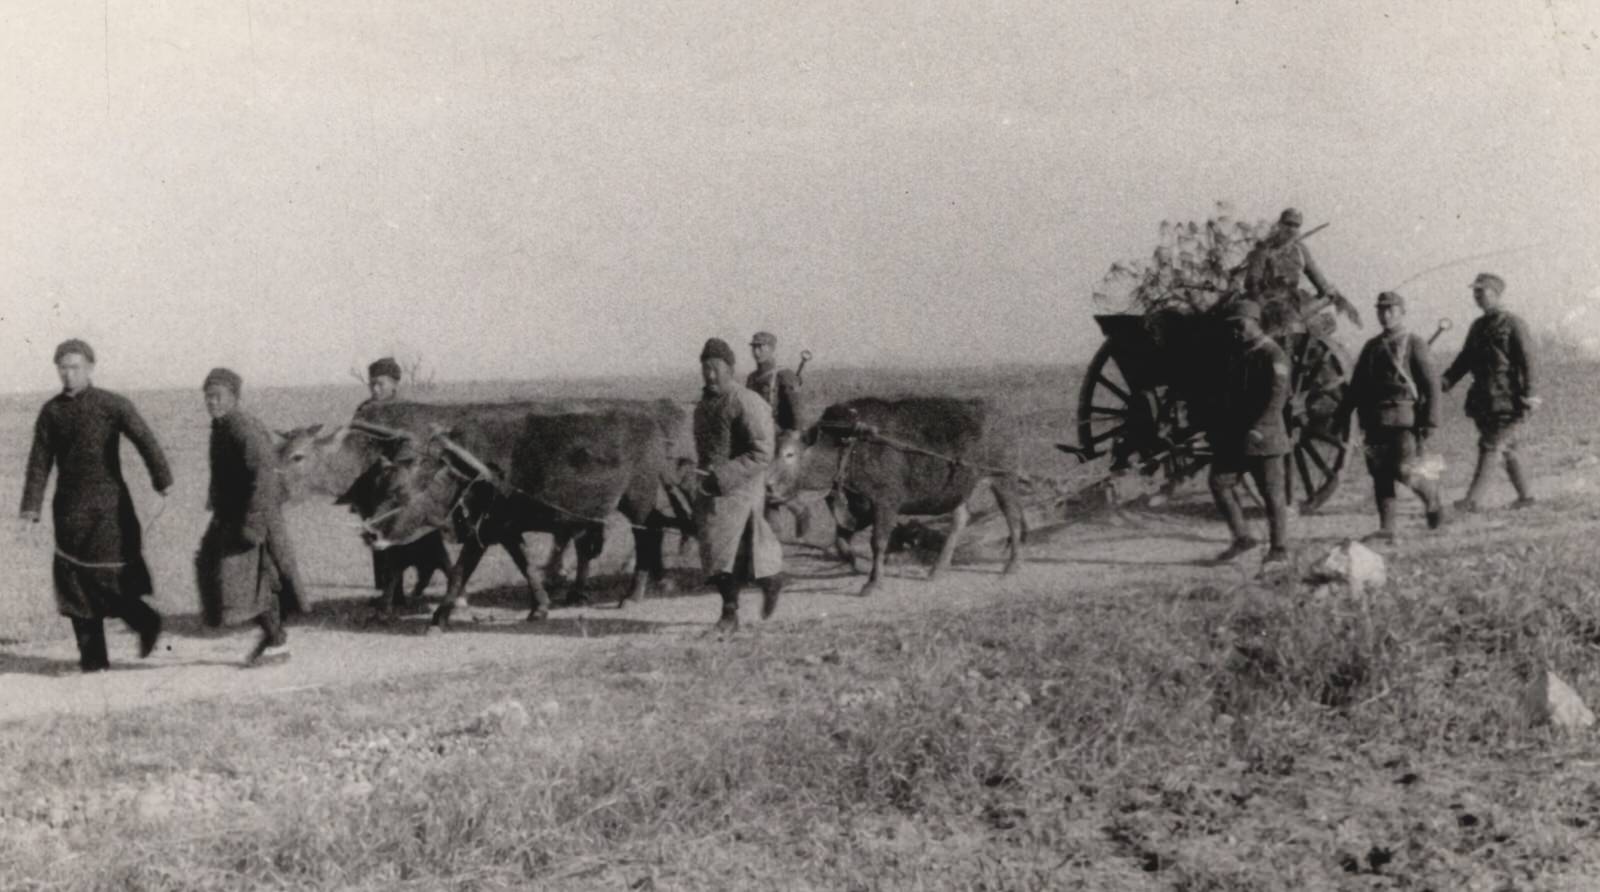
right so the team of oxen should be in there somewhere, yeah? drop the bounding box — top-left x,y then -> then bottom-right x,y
274,394 -> 1027,630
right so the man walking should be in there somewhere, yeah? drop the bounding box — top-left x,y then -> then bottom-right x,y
19,339 -> 172,672
1207,301 -> 1291,567
746,330 -> 810,537
195,368 -> 294,666
1337,291 -> 1446,543
694,337 -> 784,632
355,356 -> 451,606
1442,273 -> 1539,511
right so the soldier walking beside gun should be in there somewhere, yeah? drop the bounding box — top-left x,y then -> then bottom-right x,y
1442,273 -> 1539,511
1336,292 -> 1447,543
1207,300 -> 1291,567
18,339 -> 172,673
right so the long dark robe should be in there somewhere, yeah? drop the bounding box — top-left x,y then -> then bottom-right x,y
196,408 -> 288,626
20,386 -> 173,620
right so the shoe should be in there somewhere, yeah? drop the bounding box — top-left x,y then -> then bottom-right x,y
1512,497 -> 1537,510
714,604 -> 740,634
80,662 -> 111,674
138,615 -> 162,659
1360,530 -> 1397,545
759,575 -> 785,620
1261,547 -> 1291,566
1426,505 -> 1447,529
1453,498 -> 1480,514
244,635 -> 291,668
1213,537 -> 1260,564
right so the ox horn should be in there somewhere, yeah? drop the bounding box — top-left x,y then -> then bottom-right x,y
346,420 -> 410,441
434,435 -> 496,480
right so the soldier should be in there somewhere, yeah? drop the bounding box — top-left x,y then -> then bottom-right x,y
1442,272 -> 1539,511
1336,292 -> 1446,543
746,331 -> 810,536
1207,301 -> 1291,566
693,337 -> 784,632
1241,208 -> 1342,319
194,368 -> 294,666
18,339 -> 172,672
355,356 -> 451,604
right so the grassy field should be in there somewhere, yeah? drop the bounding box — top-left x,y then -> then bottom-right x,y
2,358 -> 1599,889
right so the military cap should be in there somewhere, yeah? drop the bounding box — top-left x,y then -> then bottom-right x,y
699,337 -> 737,367
1375,291 -> 1405,309
203,367 -> 243,395
1472,272 -> 1505,296
53,338 -> 95,365
367,357 -> 402,381
1278,208 -> 1304,227
749,331 -> 777,348
1223,299 -> 1262,322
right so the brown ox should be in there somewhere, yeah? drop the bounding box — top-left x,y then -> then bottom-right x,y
772,396 -> 1025,596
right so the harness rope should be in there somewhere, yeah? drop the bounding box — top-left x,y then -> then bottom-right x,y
48,492 -> 173,570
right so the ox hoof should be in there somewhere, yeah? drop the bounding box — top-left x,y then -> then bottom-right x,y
857,581 -> 880,598
563,593 -> 593,609
424,624 -> 446,637
526,608 -> 550,623
1002,561 -> 1022,577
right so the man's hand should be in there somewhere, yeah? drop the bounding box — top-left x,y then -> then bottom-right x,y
1441,379 -> 1455,394
1519,396 -> 1543,415
692,469 -> 721,499
16,513 -> 47,549
1247,429 -> 1265,446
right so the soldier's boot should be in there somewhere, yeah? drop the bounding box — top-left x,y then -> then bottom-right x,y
1362,498 -> 1399,545
1505,453 -> 1536,508
758,573 -> 785,620
1455,451 -> 1495,513
713,575 -> 740,634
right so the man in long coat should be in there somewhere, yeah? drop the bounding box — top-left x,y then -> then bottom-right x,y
1336,291 -> 1447,543
1442,272 -> 1539,511
1207,301 -> 1292,567
195,368 -> 293,666
694,338 -> 784,632
19,339 -> 172,672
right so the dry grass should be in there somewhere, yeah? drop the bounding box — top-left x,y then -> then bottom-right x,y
5,518 -> 1600,889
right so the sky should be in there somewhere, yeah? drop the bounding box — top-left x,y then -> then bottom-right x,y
3,0 -> 1598,392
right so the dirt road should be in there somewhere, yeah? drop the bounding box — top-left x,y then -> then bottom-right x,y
0,463 -> 1585,724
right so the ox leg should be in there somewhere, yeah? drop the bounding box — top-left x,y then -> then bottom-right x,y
565,525 -> 604,607
860,505 -> 896,597
409,533 -> 451,606
929,502 -> 971,581
622,526 -> 664,607
428,540 -> 487,633
506,536 -> 552,622
989,476 -> 1026,577
544,530 -> 573,595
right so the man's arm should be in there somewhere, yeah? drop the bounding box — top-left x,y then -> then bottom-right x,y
115,395 -> 174,494
1334,342 -> 1372,435
1440,319 -> 1477,391
1508,313 -> 1537,409
1299,244 -> 1332,296
1245,347 -> 1290,440
19,409 -> 54,520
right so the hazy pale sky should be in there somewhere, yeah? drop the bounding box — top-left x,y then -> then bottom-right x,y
3,0 -> 1597,392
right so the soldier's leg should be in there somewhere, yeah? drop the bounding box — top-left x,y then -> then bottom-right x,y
1363,435 -> 1400,543
1501,421 -> 1534,505
1207,461 -> 1255,559
1251,457 -> 1289,557
713,573 -> 741,632
1458,417 -> 1500,511
1394,431 -> 1445,527
70,617 -> 110,673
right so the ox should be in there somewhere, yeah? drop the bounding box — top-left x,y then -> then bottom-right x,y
773,396 -> 1025,596
362,406 -> 687,629
278,399 -> 693,615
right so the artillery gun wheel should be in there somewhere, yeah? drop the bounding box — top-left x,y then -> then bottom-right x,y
1075,341 -> 1208,484
1280,331 -> 1351,513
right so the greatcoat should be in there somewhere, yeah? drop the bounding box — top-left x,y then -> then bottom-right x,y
692,383 -> 782,581
20,386 -> 173,619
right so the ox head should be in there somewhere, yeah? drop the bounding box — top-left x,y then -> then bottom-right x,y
361,431 -> 499,551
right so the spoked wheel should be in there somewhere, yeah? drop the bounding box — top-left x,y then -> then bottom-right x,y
1076,341 -> 1210,486
1280,331 -> 1352,513
1075,342 -> 1157,471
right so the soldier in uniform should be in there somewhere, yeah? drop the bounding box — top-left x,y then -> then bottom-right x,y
195,368 -> 294,666
1336,292 -> 1446,543
1241,208 -> 1343,325
694,337 -> 784,632
1442,273 -> 1539,511
354,356 -> 452,604
1207,301 -> 1291,566
19,339 -> 172,672
746,331 -> 810,537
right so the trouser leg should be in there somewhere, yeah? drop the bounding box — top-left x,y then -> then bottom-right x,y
1250,458 -> 1288,552
256,603 -> 286,648
714,573 -> 741,631
1208,467 -> 1250,543
1505,450 -> 1533,501
70,617 -> 110,672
